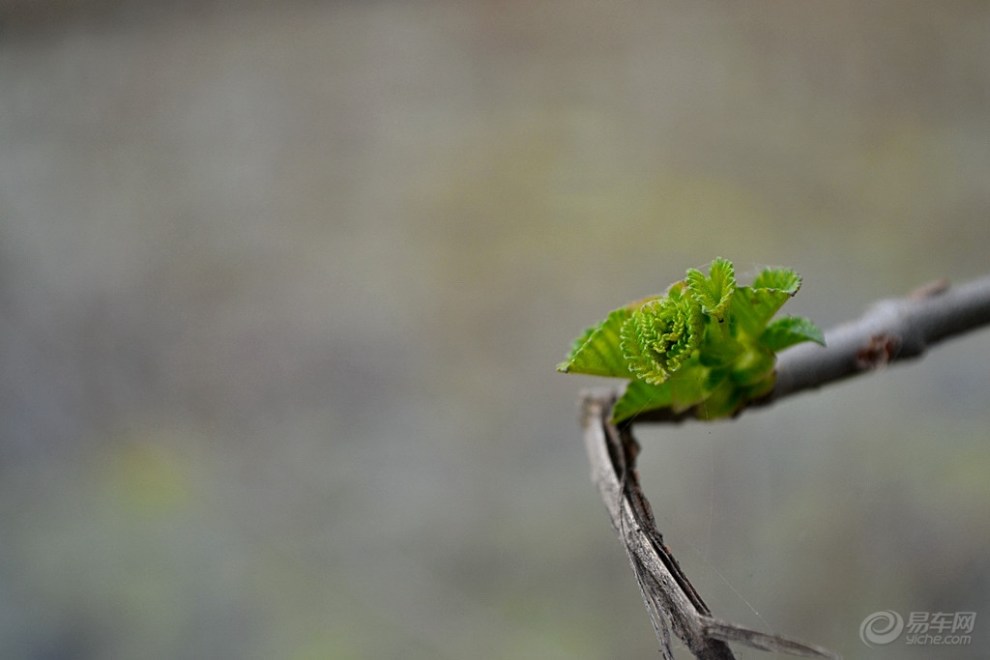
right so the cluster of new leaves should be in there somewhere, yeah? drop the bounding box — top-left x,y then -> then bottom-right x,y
557,258 -> 825,423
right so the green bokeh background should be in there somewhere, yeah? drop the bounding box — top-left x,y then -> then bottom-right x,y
1,2 -> 988,658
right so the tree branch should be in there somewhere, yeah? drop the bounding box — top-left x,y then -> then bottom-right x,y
580,274 -> 990,658
631,273 -> 990,423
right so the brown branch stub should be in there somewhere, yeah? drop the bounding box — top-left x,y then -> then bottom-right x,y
853,333 -> 900,369
581,390 -> 840,659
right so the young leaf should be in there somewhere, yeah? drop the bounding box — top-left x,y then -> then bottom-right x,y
686,257 -> 735,319
760,316 -> 826,352
752,267 -> 801,294
557,307 -> 636,378
620,295 -> 702,384
611,366 -> 712,422
695,369 -> 779,420
730,267 -> 803,337
697,318 -> 743,368
693,378 -> 743,420
665,365 -> 712,411
729,286 -> 792,338
728,344 -> 776,386
559,258 -> 821,422
611,379 -> 673,424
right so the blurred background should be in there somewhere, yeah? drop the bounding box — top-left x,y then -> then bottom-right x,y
1,1 -> 989,658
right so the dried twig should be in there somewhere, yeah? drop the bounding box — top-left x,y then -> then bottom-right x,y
582,393 -> 840,659
580,274 -> 990,658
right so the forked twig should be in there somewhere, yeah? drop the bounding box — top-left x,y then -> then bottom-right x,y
582,392 -> 839,659
580,274 -> 990,658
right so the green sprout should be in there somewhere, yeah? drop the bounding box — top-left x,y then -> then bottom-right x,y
558,258 -> 825,423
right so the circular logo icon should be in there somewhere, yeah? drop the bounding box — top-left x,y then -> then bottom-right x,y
860,610 -> 904,647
